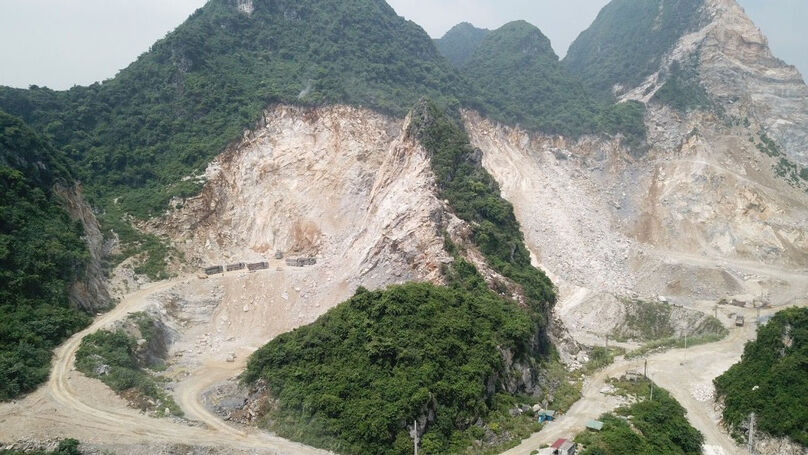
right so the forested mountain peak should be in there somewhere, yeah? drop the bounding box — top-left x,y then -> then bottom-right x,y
475,20 -> 557,63
564,0 -> 705,100
0,0 -> 467,218
458,20 -> 646,140
434,22 -> 490,68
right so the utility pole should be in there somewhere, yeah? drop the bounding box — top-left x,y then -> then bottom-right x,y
681,333 -> 688,365
714,305 -> 718,319
412,419 -> 419,455
644,359 -> 648,378
747,412 -> 756,455
649,380 -> 654,401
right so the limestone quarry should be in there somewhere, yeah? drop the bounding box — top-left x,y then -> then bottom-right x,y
1,0 -> 808,454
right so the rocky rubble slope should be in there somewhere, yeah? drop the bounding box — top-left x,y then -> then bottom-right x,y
150,105 -> 454,289
462,0 -> 808,347
464,99 -> 808,344
622,0 -> 808,166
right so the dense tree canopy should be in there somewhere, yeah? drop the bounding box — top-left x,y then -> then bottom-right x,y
0,111 -> 91,400
714,308 -> 808,446
410,99 -> 556,319
448,20 -> 647,143
576,380 -> 703,455
243,279 -> 535,455
434,22 -> 490,68
564,0 -> 705,100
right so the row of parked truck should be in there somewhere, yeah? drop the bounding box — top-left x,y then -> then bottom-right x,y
203,261 -> 269,275
203,257 -> 317,276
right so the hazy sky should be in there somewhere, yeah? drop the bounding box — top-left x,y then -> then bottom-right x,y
0,0 -> 805,90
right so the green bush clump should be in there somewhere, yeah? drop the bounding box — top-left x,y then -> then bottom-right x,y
714,308 -> 808,446
576,379 -> 703,455
0,439 -> 82,455
652,60 -> 712,112
242,279 -> 536,455
0,111 -> 91,400
75,315 -> 182,417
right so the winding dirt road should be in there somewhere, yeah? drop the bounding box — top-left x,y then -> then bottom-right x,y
501,269 -> 807,455
1,276 -> 331,454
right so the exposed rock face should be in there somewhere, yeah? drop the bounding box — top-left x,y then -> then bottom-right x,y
699,0 -> 808,166
464,99 -> 808,341
54,183 -> 112,313
752,435 -> 808,455
152,105 -> 452,288
234,0 -> 254,16
463,1 -> 808,347
622,0 -> 808,166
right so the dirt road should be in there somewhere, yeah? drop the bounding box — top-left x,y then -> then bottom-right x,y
1,275 -> 332,454
501,289 -> 806,455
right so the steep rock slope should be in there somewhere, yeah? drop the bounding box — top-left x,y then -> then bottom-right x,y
583,0 -> 808,167
150,104 -> 452,289
464,0 -> 808,344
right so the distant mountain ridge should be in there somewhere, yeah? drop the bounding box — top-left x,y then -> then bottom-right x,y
440,20 -> 646,140
434,22 -> 490,68
564,0 -> 706,100
0,0 -> 468,218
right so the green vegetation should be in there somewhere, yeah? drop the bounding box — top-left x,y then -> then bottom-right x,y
614,299 -> 679,341
457,21 -> 646,143
581,347 -> 625,375
464,394 -> 542,455
0,0 -> 467,220
714,308 -> 808,446
565,0 -> 705,100
575,378 -> 703,455
610,299 -> 728,357
75,313 -> 181,417
242,280 -> 537,455
409,99 -> 556,323
752,132 -> 808,189
652,60 -> 712,112
434,22 -> 490,68
756,131 -> 782,158
544,360 -> 584,412
625,333 -> 727,359
100,207 -> 174,281
618,298 -> 728,359
0,111 -> 92,400
241,115 -> 560,452
0,440 -> 82,455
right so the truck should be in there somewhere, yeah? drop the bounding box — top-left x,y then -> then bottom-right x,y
204,265 -> 224,275
226,262 -> 246,272
247,261 -> 269,272
735,315 -> 745,327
